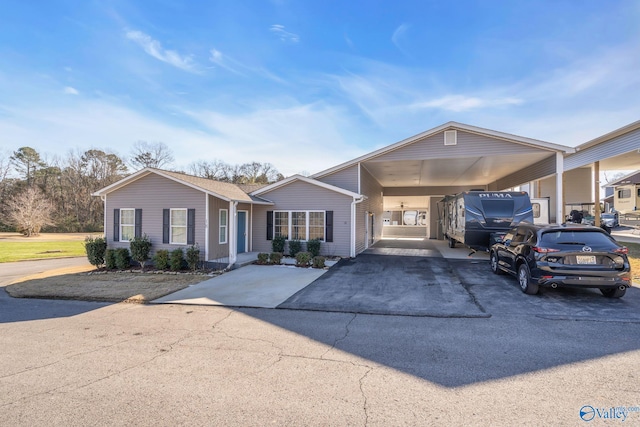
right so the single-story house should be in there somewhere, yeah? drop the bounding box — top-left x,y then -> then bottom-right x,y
93,120 -> 640,266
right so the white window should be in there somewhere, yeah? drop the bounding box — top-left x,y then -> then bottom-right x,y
309,212 -> 325,240
619,189 -> 631,199
275,211 -> 289,239
170,208 -> 187,245
274,211 -> 325,241
120,208 -> 135,242
219,209 -> 228,244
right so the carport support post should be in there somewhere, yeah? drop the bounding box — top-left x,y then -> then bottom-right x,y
594,161 -> 601,227
556,153 -> 564,224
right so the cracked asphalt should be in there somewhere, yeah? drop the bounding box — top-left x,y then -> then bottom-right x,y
2,289 -> 640,426
2,257 -> 640,425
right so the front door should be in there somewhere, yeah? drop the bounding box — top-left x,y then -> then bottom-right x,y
237,211 -> 247,254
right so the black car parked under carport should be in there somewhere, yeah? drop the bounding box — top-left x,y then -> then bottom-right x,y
489,223 -> 631,298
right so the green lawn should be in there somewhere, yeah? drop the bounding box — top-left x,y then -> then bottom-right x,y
0,241 -> 86,263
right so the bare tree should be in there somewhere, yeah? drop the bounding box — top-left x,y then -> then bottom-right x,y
129,141 -> 174,170
189,160 -> 232,182
6,186 -> 54,236
238,161 -> 280,184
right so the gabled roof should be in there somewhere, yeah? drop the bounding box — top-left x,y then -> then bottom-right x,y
251,174 -> 363,199
605,170 -> 640,187
92,168 -> 274,205
575,119 -> 640,151
312,121 -> 573,179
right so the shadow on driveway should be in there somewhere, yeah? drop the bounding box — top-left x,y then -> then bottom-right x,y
279,254 -> 488,318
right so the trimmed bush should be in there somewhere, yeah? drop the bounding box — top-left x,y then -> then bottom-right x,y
170,248 -> 184,271
288,239 -> 302,257
312,256 -> 326,269
84,236 -> 107,269
272,235 -> 286,253
105,249 -> 117,270
130,234 -> 152,270
186,244 -> 200,271
269,252 -> 283,265
154,249 -> 170,270
295,251 -> 312,267
114,248 -> 131,270
257,253 -> 270,265
307,238 -> 321,258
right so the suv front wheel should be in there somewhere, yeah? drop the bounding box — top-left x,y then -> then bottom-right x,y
518,264 -> 539,295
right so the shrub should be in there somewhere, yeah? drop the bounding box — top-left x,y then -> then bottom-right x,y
269,252 -> 283,265
288,239 -> 302,257
296,251 -> 312,267
307,238 -> 321,258
170,248 -> 184,271
84,236 -> 107,269
105,249 -> 117,270
154,250 -> 170,270
257,252 -> 270,265
130,234 -> 152,270
312,256 -> 326,269
114,248 -> 131,270
186,244 -> 200,271
272,235 -> 286,253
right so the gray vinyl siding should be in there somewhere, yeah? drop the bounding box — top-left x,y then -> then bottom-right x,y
565,127 -> 640,171
316,164 -> 359,193
370,130 -> 547,162
105,173 -> 206,255
489,154 -> 557,190
564,168 -> 592,204
356,165 -> 383,254
208,196 -> 230,261
252,180 -> 353,257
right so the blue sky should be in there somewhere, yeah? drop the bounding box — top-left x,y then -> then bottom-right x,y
1,0 -> 639,176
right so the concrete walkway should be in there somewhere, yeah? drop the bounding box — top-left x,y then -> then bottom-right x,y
152,265 -> 328,308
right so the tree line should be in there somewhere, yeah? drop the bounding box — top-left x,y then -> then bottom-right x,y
0,141 -> 283,235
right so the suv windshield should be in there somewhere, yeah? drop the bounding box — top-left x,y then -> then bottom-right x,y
540,230 -> 615,247
601,214 -> 614,219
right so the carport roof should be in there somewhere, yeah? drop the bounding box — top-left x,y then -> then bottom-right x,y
313,121 -> 574,188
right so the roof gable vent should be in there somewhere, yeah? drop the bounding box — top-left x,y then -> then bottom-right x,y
444,130 -> 457,146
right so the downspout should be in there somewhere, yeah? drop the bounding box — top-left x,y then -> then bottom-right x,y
101,194 -> 107,239
226,201 -> 238,271
204,193 -> 209,262
350,196 -> 365,258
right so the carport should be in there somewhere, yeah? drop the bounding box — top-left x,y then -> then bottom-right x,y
561,119 -> 640,226
315,122 -> 573,254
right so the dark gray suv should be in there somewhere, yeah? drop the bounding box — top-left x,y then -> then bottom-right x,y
490,223 -> 631,298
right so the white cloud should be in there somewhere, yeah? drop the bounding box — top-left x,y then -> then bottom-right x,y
270,24 -> 300,43
125,30 -> 197,73
63,86 -> 79,95
208,48 -> 286,84
0,98 -> 361,177
411,95 -> 523,112
391,23 -> 410,53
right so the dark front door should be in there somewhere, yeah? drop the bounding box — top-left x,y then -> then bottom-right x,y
237,211 -> 247,253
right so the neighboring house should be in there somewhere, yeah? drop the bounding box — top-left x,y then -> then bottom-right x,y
606,171 -> 640,214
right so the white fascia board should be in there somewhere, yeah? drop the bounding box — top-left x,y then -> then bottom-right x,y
312,121 -> 573,179
575,119 -> 640,151
251,174 -> 363,199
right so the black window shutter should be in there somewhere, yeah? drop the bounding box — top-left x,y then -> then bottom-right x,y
135,209 -> 142,238
187,209 -> 196,245
325,211 -> 333,242
266,211 -> 273,240
113,209 -> 120,242
162,209 -> 170,244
